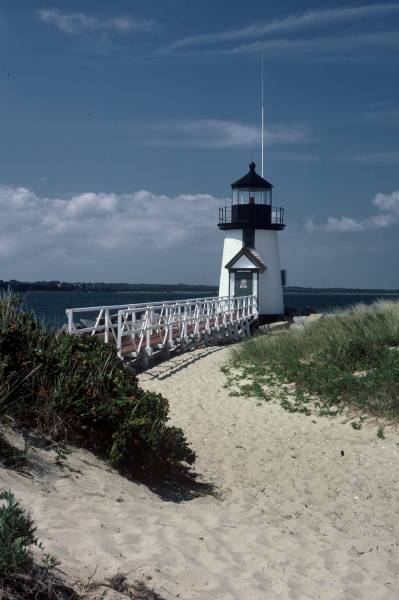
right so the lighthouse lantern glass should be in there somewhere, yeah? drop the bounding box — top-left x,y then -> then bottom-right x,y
232,188 -> 271,205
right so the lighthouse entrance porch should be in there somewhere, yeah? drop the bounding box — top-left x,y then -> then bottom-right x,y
224,246 -> 266,304
234,270 -> 253,297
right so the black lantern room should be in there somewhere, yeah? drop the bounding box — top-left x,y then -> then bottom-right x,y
218,162 -> 285,231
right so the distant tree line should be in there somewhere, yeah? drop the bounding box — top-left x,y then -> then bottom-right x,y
284,286 -> 399,294
0,280 -> 218,293
0,280 -> 397,294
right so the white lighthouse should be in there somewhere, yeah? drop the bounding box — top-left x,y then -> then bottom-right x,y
218,161 -> 285,322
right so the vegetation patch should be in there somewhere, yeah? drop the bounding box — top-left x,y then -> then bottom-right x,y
105,572 -> 166,599
0,489 -> 166,600
0,489 -> 80,599
0,435 -> 28,471
0,292 -> 195,476
227,301 -> 399,420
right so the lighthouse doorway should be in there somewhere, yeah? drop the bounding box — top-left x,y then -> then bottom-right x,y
234,270 -> 253,297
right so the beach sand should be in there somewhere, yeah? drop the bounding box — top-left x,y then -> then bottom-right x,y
1,346 -> 399,599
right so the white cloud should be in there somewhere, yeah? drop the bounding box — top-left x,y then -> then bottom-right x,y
307,190 -> 399,233
0,186 -> 225,281
2,185 -> 396,287
162,4 -> 399,55
324,217 -> 367,233
223,31 -> 399,57
133,119 -> 310,148
373,190 -> 399,213
37,9 -> 155,35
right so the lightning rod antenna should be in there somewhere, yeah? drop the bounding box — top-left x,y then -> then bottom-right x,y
261,54 -> 264,178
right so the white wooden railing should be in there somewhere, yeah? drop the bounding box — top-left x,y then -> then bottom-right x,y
116,295 -> 257,359
66,296 -> 229,343
66,295 -> 257,363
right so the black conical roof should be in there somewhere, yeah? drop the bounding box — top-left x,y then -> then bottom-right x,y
231,162 -> 273,189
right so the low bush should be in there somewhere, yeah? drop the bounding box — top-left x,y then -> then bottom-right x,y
0,488 -> 165,599
0,489 -> 39,576
0,292 -> 194,474
230,301 -> 399,417
0,489 -> 80,599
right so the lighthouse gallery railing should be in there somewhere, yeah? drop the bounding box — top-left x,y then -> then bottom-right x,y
218,205 -> 284,226
66,295 -> 257,361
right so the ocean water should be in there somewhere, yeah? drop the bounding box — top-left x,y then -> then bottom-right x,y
20,290 -> 399,329
284,292 -> 399,314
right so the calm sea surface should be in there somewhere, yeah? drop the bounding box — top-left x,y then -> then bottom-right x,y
21,290 -> 399,329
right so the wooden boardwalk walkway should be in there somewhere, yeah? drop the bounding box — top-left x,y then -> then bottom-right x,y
66,295 -> 258,368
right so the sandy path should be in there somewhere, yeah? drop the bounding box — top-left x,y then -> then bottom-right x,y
1,346 -> 399,599
139,347 -> 399,599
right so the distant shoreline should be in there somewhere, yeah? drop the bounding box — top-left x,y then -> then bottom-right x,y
2,280 -> 399,295
0,282 -> 218,294
19,290 -> 399,297
284,291 -> 399,296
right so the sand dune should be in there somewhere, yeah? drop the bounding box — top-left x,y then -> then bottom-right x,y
1,346 -> 399,599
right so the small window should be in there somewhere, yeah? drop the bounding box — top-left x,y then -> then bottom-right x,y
243,229 -> 255,248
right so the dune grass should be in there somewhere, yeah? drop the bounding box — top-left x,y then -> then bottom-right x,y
0,488 -> 81,599
228,301 -> 399,418
0,488 -> 166,599
0,291 -> 194,476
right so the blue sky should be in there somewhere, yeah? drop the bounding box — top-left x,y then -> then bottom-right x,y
0,1 -> 398,287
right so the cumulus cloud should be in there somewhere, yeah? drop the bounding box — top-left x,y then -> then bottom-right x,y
0,186 -> 225,281
306,190 -> 399,233
133,119 -> 310,148
38,9 -> 155,35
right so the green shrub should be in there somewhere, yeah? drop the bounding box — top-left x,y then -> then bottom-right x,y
0,293 -> 195,474
230,301 -> 399,417
0,490 -> 39,575
0,489 -> 80,599
377,425 -> 385,439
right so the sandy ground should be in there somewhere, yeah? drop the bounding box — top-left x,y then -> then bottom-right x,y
1,346 -> 399,599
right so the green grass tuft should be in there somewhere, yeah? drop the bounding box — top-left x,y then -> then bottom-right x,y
0,489 -> 39,576
228,301 -> 399,418
0,489 -> 81,599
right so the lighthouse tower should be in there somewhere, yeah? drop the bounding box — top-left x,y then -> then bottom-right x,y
218,161 -> 285,322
